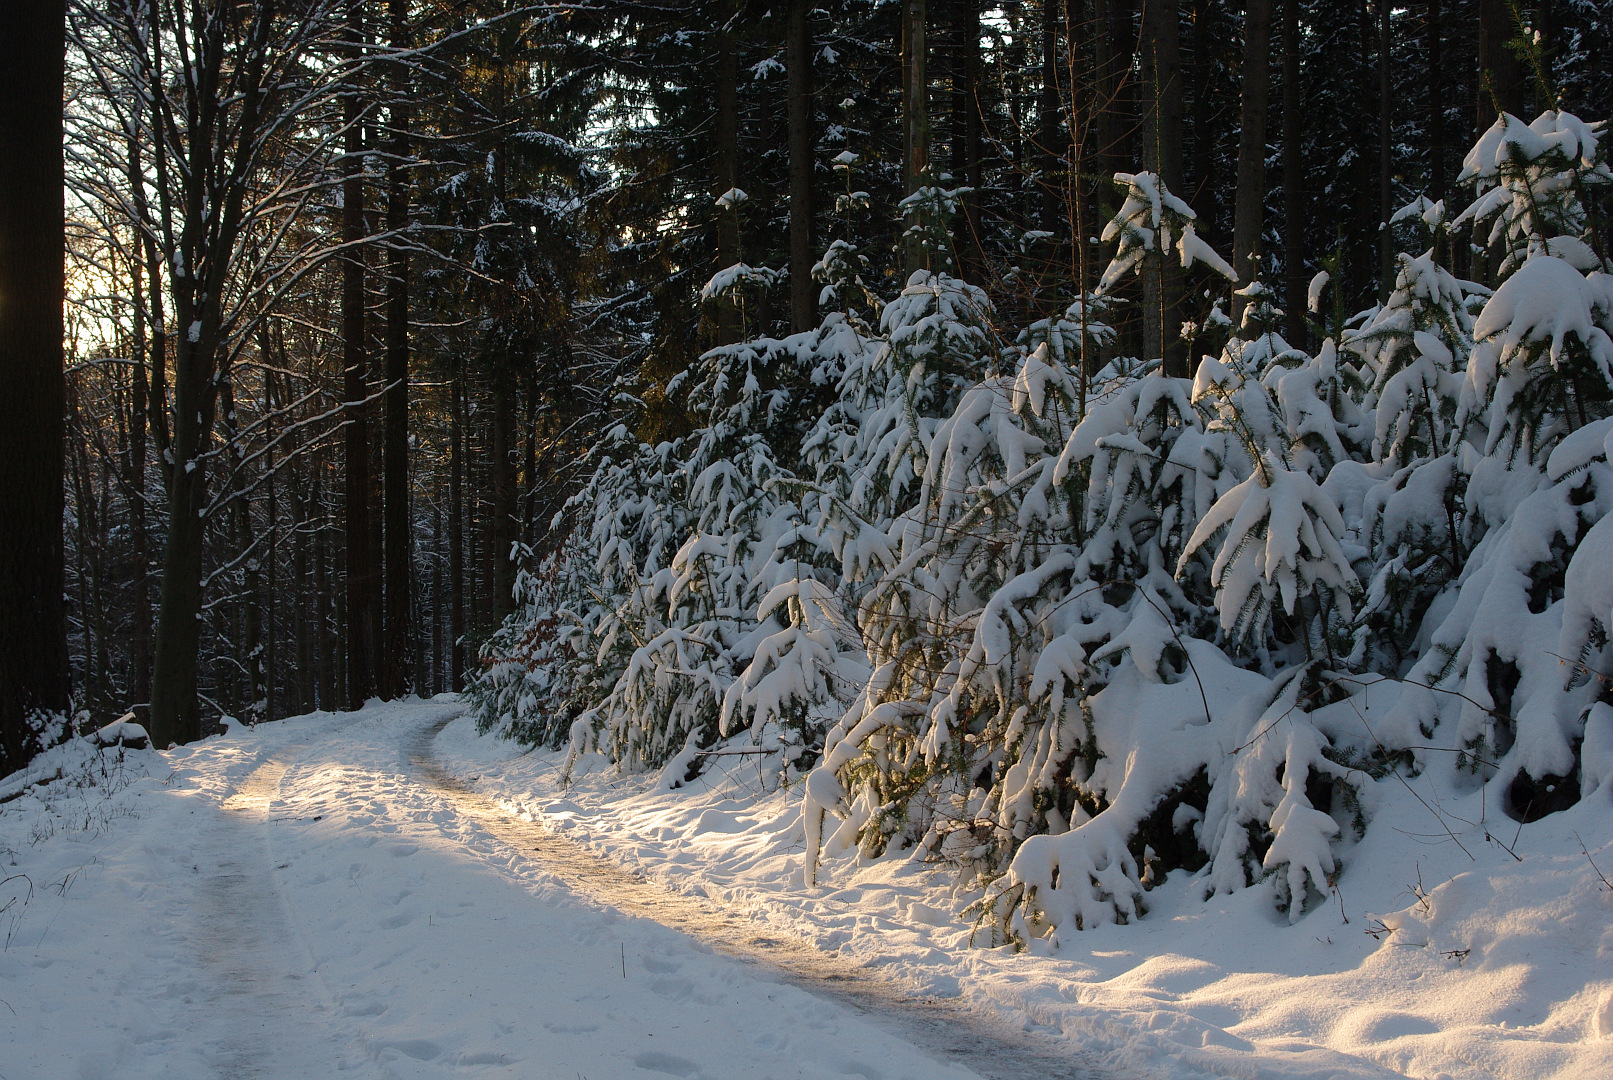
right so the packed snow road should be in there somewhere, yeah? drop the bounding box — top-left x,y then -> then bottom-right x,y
0,700 -> 1101,1080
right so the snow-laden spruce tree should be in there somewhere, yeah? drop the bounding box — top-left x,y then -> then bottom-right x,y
1380,108 -> 1613,818
714,239 -> 883,775
583,260 -> 864,775
472,104 -> 1613,947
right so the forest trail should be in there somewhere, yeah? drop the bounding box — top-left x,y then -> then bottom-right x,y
404,715 -> 1102,1080
0,701 -> 1106,1080
191,730 -> 367,1077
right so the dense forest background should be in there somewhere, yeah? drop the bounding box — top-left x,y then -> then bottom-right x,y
48,0 -> 1610,751
0,0 -> 1598,940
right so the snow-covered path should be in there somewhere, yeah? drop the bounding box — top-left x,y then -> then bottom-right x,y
0,701 -> 1092,1080
188,736 -> 360,1076
404,717 -> 1099,1080
7,698 -> 1610,1080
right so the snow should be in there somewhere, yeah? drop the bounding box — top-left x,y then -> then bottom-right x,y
435,707 -> 1613,1080
0,701 -> 994,1080
6,699 -> 1612,1080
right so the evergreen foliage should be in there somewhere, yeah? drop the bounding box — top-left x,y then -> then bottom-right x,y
476,98 -> 1613,941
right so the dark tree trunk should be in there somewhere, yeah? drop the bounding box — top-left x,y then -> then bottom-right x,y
1231,0 -> 1274,325
1478,0 -> 1525,119
952,0 -> 983,281
786,0 -> 817,333
1426,0 -> 1446,214
715,13 -> 742,345
1281,0 -> 1306,346
315,489 -> 336,709
1142,0 -> 1184,374
148,353 -> 212,745
342,16 -> 377,710
381,0 -> 412,700
293,475 -> 312,715
433,499 -> 445,696
127,207 -> 154,720
0,0 -> 69,771
1187,0 -> 1213,218
1378,0 -> 1393,294
264,373 -> 277,722
902,0 -> 930,275
491,364 -> 517,622
221,379 -> 263,722
1040,0 -> 1063,237
449,363 -> 466,690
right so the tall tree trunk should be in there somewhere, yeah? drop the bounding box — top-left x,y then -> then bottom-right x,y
952,0 -> 983,281
1231,0 -> 1274,325
264,377 -> 277,723
491,364 -> 517,622
715,11 -> 742,345
127,219 -> 153,720
786,0 -> 816,333
292,474 -> 311,715
522,369 -> 538,548
0,0 -> 69,770
1478,0 -> 1524,118
221,379 -> 263,722
432,499 -> 444,696
148,342 -> 213,745
1142,0 -> 1184,373
1378,0 -> 1393,294
67,382 -> 95,717
1425,0 -> 1446,216
315,489 -> 335,709
1187,0 -> 1213,219
1281,0 -> 1306,345
342,12 -> 377,711
449,363 -> 466,690
381,0 -> 412,700
123,128 -> 159,721
1040,0 -> 1063,237
902,0 -> 930,275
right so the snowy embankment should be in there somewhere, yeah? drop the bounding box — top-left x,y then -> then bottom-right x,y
0,701 -> 993,1080
433,712 -> 1613,1080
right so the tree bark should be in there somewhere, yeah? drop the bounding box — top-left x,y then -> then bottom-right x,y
343,8 -> 377,711
902,0 -> 930,275
1378,0 -> 1393,294
315,485 -> 336,709
1142,0 -> 1184,374
1231,0 -> 1273,325
0,0 -> 69,770
382,0 -> 412,699
1478,0 -> 1524,119
433,499 -> 445,696
126,205 -> 154,720
449,362 -> 466,690
786,0 -> 817,333
715,11 -> 742,344
1425,0 -> 1446,214
491,363 -> 517,622
221,378 -> 263,722
952,0 -> 983,281
1040,0 -> 1063,236
1281,0 -> 1306,345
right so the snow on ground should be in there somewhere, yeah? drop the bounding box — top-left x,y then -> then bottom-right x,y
432,712 -> 1613,1080
0,699 -> 995,1080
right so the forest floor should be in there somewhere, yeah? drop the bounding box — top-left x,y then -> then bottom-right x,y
1,699 -> 1610,1080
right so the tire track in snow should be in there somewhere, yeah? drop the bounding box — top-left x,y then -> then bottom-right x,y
193,733 -> 367,1078
407,716 -> 1109,1080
